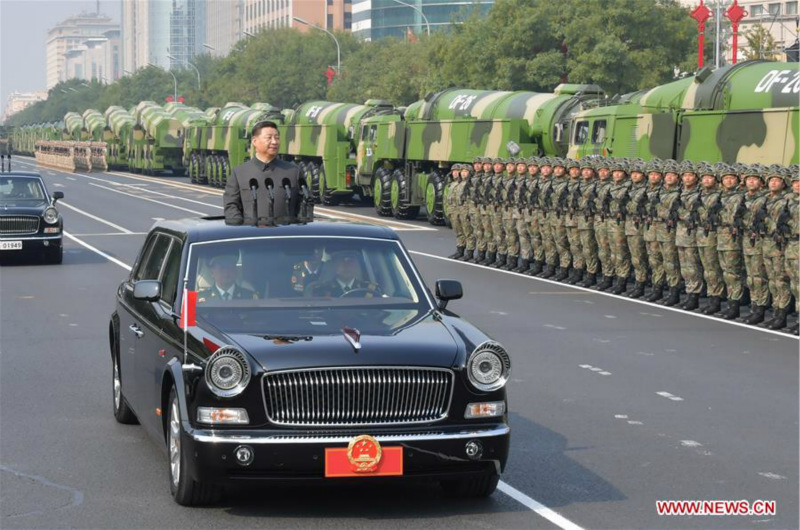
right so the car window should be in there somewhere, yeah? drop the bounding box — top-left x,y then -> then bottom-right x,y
574,121 -> 589,145
0,177 -> 46,200
132,234 -> 159,281
160,238 -> 182,306
592,120 -> 607,144
139,234 -> 172,281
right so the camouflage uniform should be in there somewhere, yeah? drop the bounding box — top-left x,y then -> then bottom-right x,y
644,160 -> 665,301
593,161 -> 614,290
577,159 -> 599,287
480,163 -> 497,264
525,159 -> 544,275
513,160 -> 532,272
654,161 -> 683,306
716,170 -> 747,319
785,177 -> 799,333
676,162 -> 704,310
468,160 -> 487,262
490,161 -> 507,267
549,159 -> 572,281
695,164 -> 725,314
761,168 -> 792,329
500,161 -> 520,269
624,163 -> 649,298
445,166 -> 465,257
458,166 -> 476,261
608,161 -> 633,294
564,159 -> 584,284
537,161 -> 558,278
741,170 -> 770,324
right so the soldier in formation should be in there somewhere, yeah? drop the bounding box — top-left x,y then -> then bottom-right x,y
444,156 -> 798,333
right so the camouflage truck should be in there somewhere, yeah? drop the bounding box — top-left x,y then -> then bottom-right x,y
82,109 -> 106,141
129,101 -> 185,175
163,102 -> 214,176
355,85 -> 604,221
280,100 -> 395,205
103,106 -> 135,168
183,102 -> 284,186
63,112 -> 85,141
12,122 -> 62,155
567,60 -> 800,165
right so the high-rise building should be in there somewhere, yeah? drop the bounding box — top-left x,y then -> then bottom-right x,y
2,92 -> 48,123
351,0 -> 492,41
63,29 -> 121,83
122,0 -> 207,73
45,13 -> 119,89
205,0 -> 244,57
242,0 -> 352,34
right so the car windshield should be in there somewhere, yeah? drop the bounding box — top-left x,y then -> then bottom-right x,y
0,177 -> 46,201
184,236 -> 432,335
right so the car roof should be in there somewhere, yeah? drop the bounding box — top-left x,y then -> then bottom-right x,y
0,171 -> 44,179
154,217 -> 400,244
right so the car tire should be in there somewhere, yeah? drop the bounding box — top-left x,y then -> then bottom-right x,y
391,169 -> 420,220
167,388 -> 222,506
441,472 -> 500,498
373,168 -> 393,217
426,170 -> 446,226
319,165 -> 339,206
112,354 -> 138,425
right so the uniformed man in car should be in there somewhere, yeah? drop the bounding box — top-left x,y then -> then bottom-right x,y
198,253 -> 258,302
311,251 -> 382,298
291,247 -> 324,294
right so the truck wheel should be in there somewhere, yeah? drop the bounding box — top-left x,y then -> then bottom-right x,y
373,168 -> 393,216
167,388 -> 222,506
319,165 -> 339,206
189,154 -> 197,184
307,162 -> 323,205
219,157 -> 229,186
198,155 -> 207,185
426,170 -> 446,226
209,156 -> 219,188
391,169 -> 420,220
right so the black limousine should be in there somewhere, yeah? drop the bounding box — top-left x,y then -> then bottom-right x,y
110,217 -> 510,505
0,170 -> 64,264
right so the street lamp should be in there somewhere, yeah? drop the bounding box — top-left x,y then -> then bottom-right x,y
167,53 -> 201,90
243,30 -> 256,38
202,43 -> 216,52
389,0 -> 430,37
148,62 -> 178,102
293,16 -> 340,78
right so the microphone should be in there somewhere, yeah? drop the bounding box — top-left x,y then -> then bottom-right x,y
248,178 -> 259,226
265,178 -> 275,201
298,178 -> 311,221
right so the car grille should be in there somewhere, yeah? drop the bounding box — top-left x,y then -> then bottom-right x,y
0,216 -> 39,236
262,367 -> 454,427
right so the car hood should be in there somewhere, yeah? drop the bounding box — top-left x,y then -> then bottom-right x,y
0,201 -> 48,214
223,315 -> 459,372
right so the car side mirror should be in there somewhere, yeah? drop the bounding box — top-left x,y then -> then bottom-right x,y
435,279 -> 462,311
52,191 -> 64,203
133,280 -> 161,301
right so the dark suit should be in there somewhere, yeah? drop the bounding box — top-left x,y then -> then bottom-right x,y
224,157 -> 303,225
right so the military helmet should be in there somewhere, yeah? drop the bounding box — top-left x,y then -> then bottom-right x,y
492,157 -> 504,165
527,156 -> 540,166
609,158 -> 628,173
766,164 -> 784,178
742,164 -> 766,182
696,162 -> 715,176
565,158 -> 580,170
539,156 -> 552,167
473,156 -> 482,164
715,162 -> 735,178
679,160 -> 696,175
662,160 -> 681,174
579,157 -> 595,170
789,164 -> 799,175
551,157 -> 565,168
595,157 -> 611,170
645,159 -> 662,174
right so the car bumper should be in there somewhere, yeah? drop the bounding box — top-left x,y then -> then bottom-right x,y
0,234 -> 62,253
182,423 -> 510,484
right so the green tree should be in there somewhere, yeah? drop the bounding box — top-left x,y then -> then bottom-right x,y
744,24 -> 778,61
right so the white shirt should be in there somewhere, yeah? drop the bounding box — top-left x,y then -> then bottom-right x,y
216,284 -> 236,300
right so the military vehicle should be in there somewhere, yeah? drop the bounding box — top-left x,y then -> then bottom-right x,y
129,101 -> 186,175
355,85 -> 604,221
63,112 -> 85,141
82,109 -> 106,142
567,60 -> 799,165
281,100 -> 395,205
103,106 -> 135,168
184,102 -> 284,186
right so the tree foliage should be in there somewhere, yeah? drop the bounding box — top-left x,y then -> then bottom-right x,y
743,25 -> 779,61
7,0 -> 721,126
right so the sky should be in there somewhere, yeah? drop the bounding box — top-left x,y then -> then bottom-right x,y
0,0 -> 122,117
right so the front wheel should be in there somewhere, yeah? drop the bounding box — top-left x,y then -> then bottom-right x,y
112,353 -> 137,424
373,168 -> 393,216
441,473 -> 500,498
319,165 -> 339,206
391,169 -> 420,220
426,171 -> 446,226
167,388 -> 222,506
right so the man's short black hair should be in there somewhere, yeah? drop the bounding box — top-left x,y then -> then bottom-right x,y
252,120 -> 279,138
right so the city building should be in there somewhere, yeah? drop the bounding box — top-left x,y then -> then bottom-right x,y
351,0 -> 493,41
2,91 -> 48,123
205,0 -> 244,56
242,0 -> 352,34
45,13 -> 119,89
62,29 -> 121,83
121,0 -> 206,73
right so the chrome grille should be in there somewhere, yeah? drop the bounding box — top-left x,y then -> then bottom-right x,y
262,367 -> 453,426
0,216 -> 39,235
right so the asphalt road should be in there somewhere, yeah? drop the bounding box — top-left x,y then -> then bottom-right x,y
1,157 -> 798,530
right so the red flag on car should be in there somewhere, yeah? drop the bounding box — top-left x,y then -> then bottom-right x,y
180,289 -> 197,328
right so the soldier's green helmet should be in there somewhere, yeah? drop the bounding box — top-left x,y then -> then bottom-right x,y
579,157 -> 595,170
679,160 -> 696,175
527,156 -> 540,166
766,164 -> 784,178
714,162 -> 734,179
696,162 -> 715,178
630,161 -> 646,174
540,157 -> 552,167
473,156 -> 482,164
596,157 -> 611,170
566,158 -> 580,170
645,159 -> 663,174
662,160 -> 681,174
743,164 -> 766,182
492,157 -> 504,165
609,158 -> 628,173
551,157 -> 565,168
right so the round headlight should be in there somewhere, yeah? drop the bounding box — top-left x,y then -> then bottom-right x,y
43,207 -> 59,224
466,341 -> 510,392
205,347 -> 251,398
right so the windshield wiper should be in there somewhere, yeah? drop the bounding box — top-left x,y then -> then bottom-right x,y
262,334 -> 313,343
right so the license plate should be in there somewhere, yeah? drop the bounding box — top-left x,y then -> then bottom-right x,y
325,436 -> 403,478
0,241 -> 22,251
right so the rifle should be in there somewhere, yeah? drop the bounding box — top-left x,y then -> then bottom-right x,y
555,184 -> 569,219
646,192 -> 658,230
687,195 -> 701,236
666,197 -> 680,233
517,179 -> 529,212
584,185 -> 598,222
749,203 -> 767,246
542,184 -> 554,214
774,203 -> 791,250
568,184 -> 581,220
702,195 -> 722,237
633,192 -> 647,229
528,181 -> 540,214
507,177 -> 518,209
600,190 -> 611,222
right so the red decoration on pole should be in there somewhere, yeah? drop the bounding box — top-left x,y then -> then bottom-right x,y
165,95 -> 175,103
178,95 -> 185,103
725,0 -> 747,65
324,66 -> 336,86
690,1 -> 712,68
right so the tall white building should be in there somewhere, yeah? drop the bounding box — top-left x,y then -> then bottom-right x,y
121,0 -> 207,73
45,13 -> 119,89
2,92 -> 48,123
205,0 -> 243,57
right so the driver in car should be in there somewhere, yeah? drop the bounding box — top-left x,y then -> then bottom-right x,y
198,253 -> 259,303
311,250 -> 382,298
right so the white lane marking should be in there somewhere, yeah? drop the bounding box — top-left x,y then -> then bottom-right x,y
87,182 -> 206,215
58,201 -> 133,233
589,367 -> 602,372
598,371 -> 612,376
63,231 -> 132,271
152,217 -> 165,221
407,250 -> 799,340
603,314 -> 616,319
635,351 -> 655,357
489,310 -> 508,316
656,391 -> 684,402
758,472 -> 787,480
66,177 -> 77,181
70,232 -> 148,237
579,364 -> 612,375
614,414 -> 628,419
627,420 -> 643,425
639,311 -> 663,317
52,182 -> 65,187
680,440 -> 703,447
592,338 -> 611,344
543,323 -> 566,330
497,481 -> 585,530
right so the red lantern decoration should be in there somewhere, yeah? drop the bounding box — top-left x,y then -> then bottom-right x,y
324,66 -> 336,86
725,0 -> 747,64
165,95 -> 174,103
690,0 -> 713,68
178,95 -> 185,103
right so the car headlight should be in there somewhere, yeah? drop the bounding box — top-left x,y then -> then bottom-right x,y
205,346 -> 251,398
43,207 -> 59,224
466,341 -> 510,392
